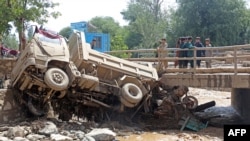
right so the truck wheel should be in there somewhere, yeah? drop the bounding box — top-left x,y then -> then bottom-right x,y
120,96 -> 137,108
121,83 -> 143,104
44,68 -> 69,91
182,96 -> 198,110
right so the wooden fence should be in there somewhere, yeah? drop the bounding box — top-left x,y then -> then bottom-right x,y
105,44 -> 250,74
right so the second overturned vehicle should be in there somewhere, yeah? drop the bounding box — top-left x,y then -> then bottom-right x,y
10,26 -> 159,121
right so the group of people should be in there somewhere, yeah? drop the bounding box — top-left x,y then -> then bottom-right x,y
173,36 -> 213,69
157,36 -> 213,70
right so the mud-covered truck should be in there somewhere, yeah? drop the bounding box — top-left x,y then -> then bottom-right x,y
10,26 -> 158,120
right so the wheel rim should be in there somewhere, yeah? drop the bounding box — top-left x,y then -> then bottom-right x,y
52,72 -> 64,84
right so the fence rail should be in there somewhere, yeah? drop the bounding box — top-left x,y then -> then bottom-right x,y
105,44 -> 250,75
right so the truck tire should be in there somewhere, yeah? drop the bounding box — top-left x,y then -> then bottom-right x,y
44,68 -> 69,91
120,96 -> 137,108
121,83 -> 143,104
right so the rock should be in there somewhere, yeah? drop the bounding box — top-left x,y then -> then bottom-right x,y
0,99 -> 3,106
6,126 -> 25,138
23,127 -> 32,135
60,121 -> 85,131
60,130 -> 71,136
13,137 -> 29,141
0,136 -> 11,141
86,128 -> 116,141
74,130 -> 85,139
83,135 -> 95,141
60,130 -> 76,139
26,134 -> 46,141
0,131 -> 8,137
38,121 -> 58,136
50,134 -> 73,141
0,126 -> 9,132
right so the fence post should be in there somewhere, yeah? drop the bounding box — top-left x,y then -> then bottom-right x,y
193,47 -> 197,74
234,47 -> 237,75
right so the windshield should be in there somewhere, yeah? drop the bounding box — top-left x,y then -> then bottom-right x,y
37,33 -> 62,45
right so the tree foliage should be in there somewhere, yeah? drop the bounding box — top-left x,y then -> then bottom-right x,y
110,28 -> 129,58
0,0 -> 61,50
89,16 -> 120,36
173,0 -> 250,46
121,0 -> 169,49
59,27 -> 73,39
2,34 -> 19,50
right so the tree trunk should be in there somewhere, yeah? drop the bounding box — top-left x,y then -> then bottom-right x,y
18,18 -> 26,51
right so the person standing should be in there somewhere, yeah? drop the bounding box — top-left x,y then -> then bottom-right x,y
181,37 -> 190,68
178,37 -> 186,68
205,38 -> 212,68
187,36 -> 195,68
194,37 -> 204,68
183,36 -> 194,68
157,38 -> 168,70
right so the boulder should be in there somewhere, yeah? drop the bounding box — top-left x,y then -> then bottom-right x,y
0,136 -> 11,141
6,126 -> 25,139
50,134 -> 73,141
38,121 -> 58,136
83,135 -> 95,141
26,134 -> 46,141
72,130 -> 85,139
86,128 -> 116,141
13,137 -> 29,141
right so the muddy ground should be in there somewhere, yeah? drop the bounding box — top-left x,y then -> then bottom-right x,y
0,87 -> 236,141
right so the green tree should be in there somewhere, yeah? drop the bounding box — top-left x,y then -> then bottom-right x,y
2,34 -> 19,50
110,28 -> 129,58
0,0 -> 61,51
89,16 -> 120,36
0,1 -> 13,43
59,27 -> 73,39
173,0 -> 250,46
121,0 -> 169,49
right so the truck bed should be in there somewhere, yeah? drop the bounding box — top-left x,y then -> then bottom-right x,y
68,31 -> 158,82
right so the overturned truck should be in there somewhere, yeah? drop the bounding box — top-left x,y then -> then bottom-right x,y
10,27 -> 160,121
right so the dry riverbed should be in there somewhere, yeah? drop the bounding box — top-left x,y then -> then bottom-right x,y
0,87 -> 237,141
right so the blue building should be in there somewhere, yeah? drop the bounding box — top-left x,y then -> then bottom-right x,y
70,21 -> 110,52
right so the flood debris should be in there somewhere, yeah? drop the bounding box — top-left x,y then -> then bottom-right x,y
179,116 -> 209,131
